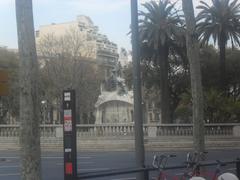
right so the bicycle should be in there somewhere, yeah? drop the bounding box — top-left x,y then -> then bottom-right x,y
181,151 -> 208,180
182,152 -> 239,180
152,154 -> 176,180
211,160 -> 239,180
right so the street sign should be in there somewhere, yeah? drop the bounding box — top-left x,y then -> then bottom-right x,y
63,90 -> 77,180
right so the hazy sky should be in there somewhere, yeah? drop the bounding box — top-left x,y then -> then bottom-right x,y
0,0 -> 211,51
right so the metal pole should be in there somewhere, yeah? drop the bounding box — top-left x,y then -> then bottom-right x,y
130,0 -> 147,180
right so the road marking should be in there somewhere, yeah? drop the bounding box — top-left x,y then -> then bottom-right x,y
42,156 -> 92,159
79,168 -> 110,171
176,173 -> 184,176
79,157 -> 93,159
0,173 -> 20,177
0,165 -> 19,168
56,162 -> 93,166
0,158 -> 12,162
0,156 -> 92,159
0,157 -> 18,159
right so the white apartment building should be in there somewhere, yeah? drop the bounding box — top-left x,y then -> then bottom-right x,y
36,15 -> 119,71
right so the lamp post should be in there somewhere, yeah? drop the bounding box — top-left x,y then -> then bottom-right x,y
0,98 -> 3,124
130,0 -> 147,179
41,100 -> 47,136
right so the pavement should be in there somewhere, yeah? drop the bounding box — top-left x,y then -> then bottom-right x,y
0,149 -> 239,180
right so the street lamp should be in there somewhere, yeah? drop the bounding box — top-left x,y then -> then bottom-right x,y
41,100 -> 47,136
130,0 -> 147,180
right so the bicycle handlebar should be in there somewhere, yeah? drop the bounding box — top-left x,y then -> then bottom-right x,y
152,154 -> 176,169
186,151 -> 208,166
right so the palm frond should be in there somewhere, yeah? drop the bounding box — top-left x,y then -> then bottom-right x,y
197,0 -> 240,48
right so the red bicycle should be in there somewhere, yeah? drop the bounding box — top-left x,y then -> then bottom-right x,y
152,154 -> 176,180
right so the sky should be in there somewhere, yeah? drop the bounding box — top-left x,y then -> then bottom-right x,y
0,0 -> 211,51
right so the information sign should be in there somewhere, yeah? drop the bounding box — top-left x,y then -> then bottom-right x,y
63,90 -> 77,180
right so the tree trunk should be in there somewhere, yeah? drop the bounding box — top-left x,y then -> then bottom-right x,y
182,0 -> 205,152
159,46 -> 171,124
15,0 -> 42,179
219,33 -> 227,91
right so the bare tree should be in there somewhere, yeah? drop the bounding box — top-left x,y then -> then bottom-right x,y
182,0 -> 205,152
37,28 -> 96,60
37,31 -> 103,124
15,0 -> 41,179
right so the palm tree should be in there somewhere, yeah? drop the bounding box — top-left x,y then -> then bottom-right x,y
15,0 -> 41,179
182,0 -> 205,152
139,0 -> 184,123
196,0 -> 240,91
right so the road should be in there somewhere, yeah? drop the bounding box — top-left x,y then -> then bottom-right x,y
0,149 -> 239,180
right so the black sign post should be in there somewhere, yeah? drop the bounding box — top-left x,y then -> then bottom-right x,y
63,90 -> 77,180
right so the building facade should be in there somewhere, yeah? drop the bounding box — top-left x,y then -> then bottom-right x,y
35,15 -> 120,124
36,15 -> 118,64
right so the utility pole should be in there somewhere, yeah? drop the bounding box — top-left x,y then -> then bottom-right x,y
130,0 -> 147,179
15,0 -> 42,179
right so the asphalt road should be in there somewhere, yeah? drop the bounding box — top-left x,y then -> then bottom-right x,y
0,149 -> 239,180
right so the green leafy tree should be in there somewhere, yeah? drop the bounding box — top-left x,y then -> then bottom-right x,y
0,48 -> 19,124
204,88 -> 240,123
139,0 -> 184,123
226,49 -> 240,99
176,47 -> 240,123
200,46 -> 219,88
196,0 -> 240,90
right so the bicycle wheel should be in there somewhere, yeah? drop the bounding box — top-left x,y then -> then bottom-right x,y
218,173 -> 239,180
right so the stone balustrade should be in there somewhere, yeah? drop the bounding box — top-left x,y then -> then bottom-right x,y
0,125 -> 19,137
0,123 -> 239,138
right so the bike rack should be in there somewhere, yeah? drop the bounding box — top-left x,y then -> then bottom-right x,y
77,159 -> 240,179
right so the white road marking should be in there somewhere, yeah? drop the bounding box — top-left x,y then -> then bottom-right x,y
0,165 -> 19,168
0,157 -> 18,159
0,173 -> 20,177
79,168 -> 110,171
42,156 -> 92,159
0,156 -> 92,159
176,172 -> 184,176
56,162 -> 93,166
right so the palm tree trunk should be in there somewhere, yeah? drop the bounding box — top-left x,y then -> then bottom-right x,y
159,46 -> 171,124
219,33 -> 227,91
182,0 -> 205,152
15,0 -> 42,179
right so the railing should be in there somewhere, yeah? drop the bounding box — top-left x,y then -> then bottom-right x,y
0,124 -> 19,137
0,123 -> 239,138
